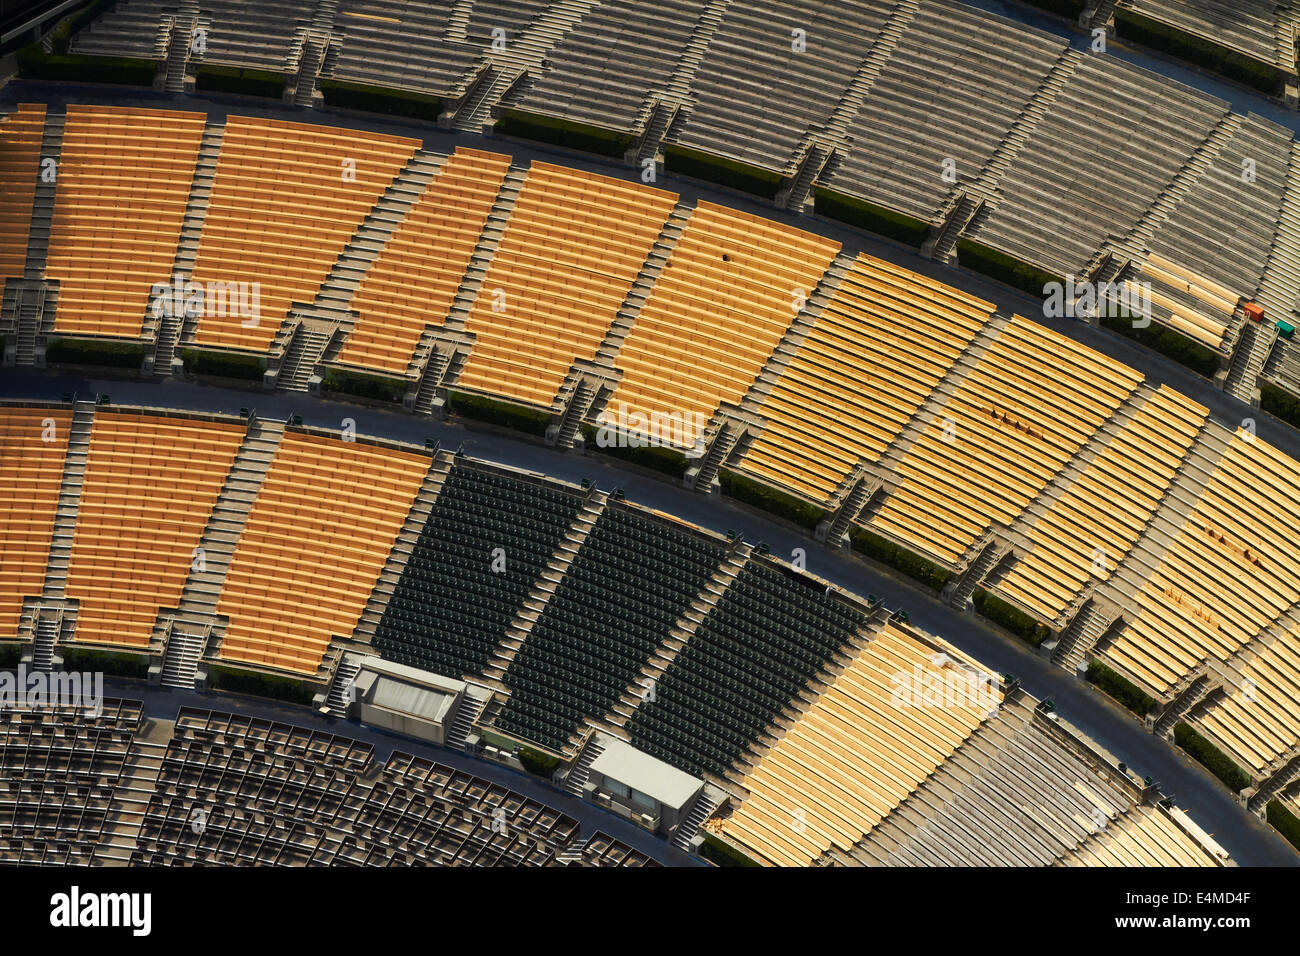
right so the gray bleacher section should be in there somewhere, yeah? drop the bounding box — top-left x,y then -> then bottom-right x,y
1146,114 -> 1291,305
200,0 -> 316,71
1120,0 -> 1293,72
332,0 -> 481,96
849,697 -> 1150,866
466,0 -> 550,44
670,0 -> 894,172
70,0 -> 170,58
513,0 -> 706,133
972,56 -> 1228,279
835,0 -> 1064,222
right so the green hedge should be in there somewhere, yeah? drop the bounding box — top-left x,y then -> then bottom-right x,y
59,646 -> 149,679
1085,659 -> 1157,716
1266,800 -> 1300,853
207,664 -> 316,705
320,80 -> 445,121
972,589 -> 1052,647
1115,10 -> 1280,94
718,469 -> 825,530
517,746 -> 561,778
321,367 -> 406,404
16,46 -> 156,84
1174,721 -> 1251,792
579,424 -> 690,478
46,337 -> 144,368
195,64 -> 286,98
1099,313 -> 1220,378
0,644 -> 20,669
700,832 -> 761,867
848,527 -> 952,592
1261,381 -> 1300,429
665,144 -> 784,199
956,239 -> 1064,299
180,348 -> 266,380
1016,0 -> 1087,17
494,109 -> 634,158
815,188 -> 930,247
448,391 -> 551,436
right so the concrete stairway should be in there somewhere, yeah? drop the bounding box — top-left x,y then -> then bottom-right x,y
162,0 -> 200,93
604,542 -> 750,730
743,252 -> 852,414
276,322 -> 332,392
24,110 -> 65,281
1224,318 -> 1276,403
662,0 -> 731,101
12,285 -> 47,366
350,451 -> 454,644
323,655 -> 361,715
159,626 -> 205,689
821,0 -> 920,143
161,417 -> 284,630
41,400 -> 94,600
565,733 -> 605,797
971,48 -> 1083,200
1254,141 -> 1300,320
443,167 -> 528,330
482,490 -> 608,685
949,538 -> 1007,609
446,688 -> 490,750
593,204 -> 693,365
31,617 -> 58,671
310,151 -> 445,316
1052,598 -> 1116,674
171,121 -> 225,335
871,312 -> 1010,477
1121,112 -> 1242,255
674,788 -> 722,851
445,0 -> 473,41
1152,670 -> 1214,739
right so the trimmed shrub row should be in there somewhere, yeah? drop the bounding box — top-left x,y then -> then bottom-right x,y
956,238 -> 1064,299
1266,800 -> 1300,854
180,347 -> 266,380
448,390 -> 551,436
16,46 -> 156,84
517,746 -> 561,778
1115,10 -> 1280,94
718,469 -> 825,530
1174,721 -> 1251,792
1085,659 -> 1157,716
848,527 -> 952,592
321,367 -> 406,404
207,664 -> 316,705
815,188 -> 930,247
664,143 -> 784,200
700,832 -> 761,867
320,79 -> 445,120
195,64 -> 286,98
972,589 -> 1052,647
1261,381 -> 1300,429
46,336 -> 144,368
59,646 -> 149,679
1099,313 -> 1221,378
494,109 -> 634,158
579,424 -> 690,478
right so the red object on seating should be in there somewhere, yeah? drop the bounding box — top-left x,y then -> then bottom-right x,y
1245,302 -> 1265,322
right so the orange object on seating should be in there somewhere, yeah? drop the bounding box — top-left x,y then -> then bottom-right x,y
1245,302 -> 1265,322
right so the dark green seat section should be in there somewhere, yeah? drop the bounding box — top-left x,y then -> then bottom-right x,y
495,508 -> 725,751
372,465 -> 585,680
628,560 -> 868,779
